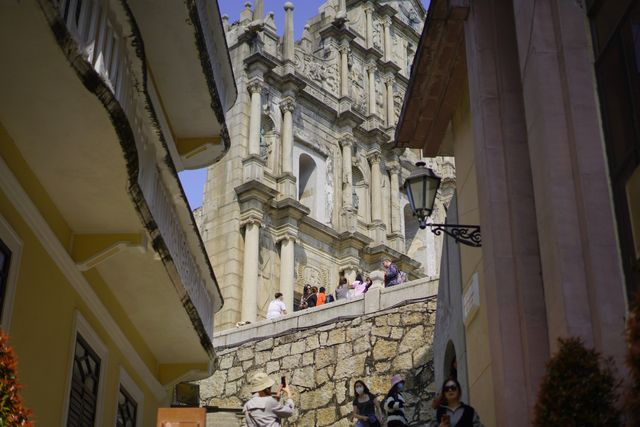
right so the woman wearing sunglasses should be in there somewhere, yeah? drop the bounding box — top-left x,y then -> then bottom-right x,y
432,378 -> 483,427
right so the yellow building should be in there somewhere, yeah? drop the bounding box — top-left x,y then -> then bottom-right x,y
396,0 -> 636,425
0,0 -> 235,425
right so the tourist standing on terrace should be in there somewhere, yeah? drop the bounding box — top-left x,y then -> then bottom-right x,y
266,293 -> 288,319
352,273 -> 368,297
383,259 -> 400,287
317,286 -> 327,305
335,277 -> 349,300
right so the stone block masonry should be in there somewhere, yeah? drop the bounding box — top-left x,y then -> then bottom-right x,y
199,279 -> 438,426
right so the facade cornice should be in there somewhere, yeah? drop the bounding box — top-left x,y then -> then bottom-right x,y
235,179 -> 278,204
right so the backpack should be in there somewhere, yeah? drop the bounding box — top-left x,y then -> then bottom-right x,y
326,294 -> 335,303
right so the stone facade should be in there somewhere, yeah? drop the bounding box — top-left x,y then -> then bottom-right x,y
200,299 -> 437,426
201,0 -> 455,330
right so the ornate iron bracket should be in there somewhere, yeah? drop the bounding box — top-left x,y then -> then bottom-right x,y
428,224 -> 482,247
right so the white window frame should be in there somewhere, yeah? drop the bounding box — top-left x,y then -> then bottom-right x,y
0,214 -> 23,332
61,311 -> 109,426
116,367 -> 144,427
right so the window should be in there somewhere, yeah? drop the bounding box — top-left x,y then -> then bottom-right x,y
0,239 -> 11,322
0,216 -> 22,331
67,334 -> 101,426
116,386 -> 138,427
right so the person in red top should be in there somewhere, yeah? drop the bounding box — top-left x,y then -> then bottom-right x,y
316,287 -> 327,305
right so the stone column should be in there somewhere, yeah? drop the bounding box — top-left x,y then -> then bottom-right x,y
279,236 -> 295,313
280,97 -> 296,174
253,0 -> 264,20
369,150 -> 382,221
463,0 -> 549,422
385,76 -> 395,127
340,136 -> 354,210
367,63 -> 377,116
338,0 -> 346,15
382,16 -> 392,62
389,163 -> 401,233
241,219 -> 261,322
247,79 -> 264,156
364,4 -> 373,49
283,2 -> 295,63
339,45 -> 350,98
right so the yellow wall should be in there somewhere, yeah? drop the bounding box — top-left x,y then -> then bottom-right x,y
450,92 -> 496,426
0,124 -> 162,425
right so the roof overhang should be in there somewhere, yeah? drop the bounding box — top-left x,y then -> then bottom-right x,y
128,0 -> 237,169
395,0 -> 469,156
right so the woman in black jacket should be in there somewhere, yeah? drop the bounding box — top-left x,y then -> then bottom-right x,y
431,378 -> 483,427
383,374 -> 409,426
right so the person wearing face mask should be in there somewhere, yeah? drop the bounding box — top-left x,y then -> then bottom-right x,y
243,372 -> 294,426
352,380 -> 383,427
431,378 -> 482,427
383,374 -> 409,426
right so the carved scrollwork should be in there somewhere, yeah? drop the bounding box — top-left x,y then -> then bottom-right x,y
429,224 -> 482,248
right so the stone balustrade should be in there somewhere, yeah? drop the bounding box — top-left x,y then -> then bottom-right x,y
214,277 -> 438,349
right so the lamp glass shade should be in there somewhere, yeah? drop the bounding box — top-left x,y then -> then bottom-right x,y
404,164 -> 441,217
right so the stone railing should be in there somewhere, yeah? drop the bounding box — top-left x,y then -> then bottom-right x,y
54,0 -> 215,337
213,277 -> 438,349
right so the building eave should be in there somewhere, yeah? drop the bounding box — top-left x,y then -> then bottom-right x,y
394,0 -> 469,156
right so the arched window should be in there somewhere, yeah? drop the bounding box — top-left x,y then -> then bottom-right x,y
444,340 -> 458,381
298,154 -> 317,214
352,167 -> 368,221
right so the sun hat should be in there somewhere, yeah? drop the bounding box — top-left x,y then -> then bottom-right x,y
247,372 -> 275,393
391,374 -> 404,387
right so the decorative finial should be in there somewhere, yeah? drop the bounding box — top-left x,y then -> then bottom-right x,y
284,1 -> 294,11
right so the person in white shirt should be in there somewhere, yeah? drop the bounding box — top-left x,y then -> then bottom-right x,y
266,293 -> 288,319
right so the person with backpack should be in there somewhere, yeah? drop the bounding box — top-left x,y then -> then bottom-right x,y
383,374 -> 409,426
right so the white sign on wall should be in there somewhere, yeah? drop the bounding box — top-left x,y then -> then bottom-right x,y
463,273 -> 480,326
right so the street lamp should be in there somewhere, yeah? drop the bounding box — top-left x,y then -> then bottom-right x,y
404,162 -> 482,247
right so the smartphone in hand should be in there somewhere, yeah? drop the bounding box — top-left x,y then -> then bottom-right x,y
281,376 -> 287,387
442,414 -> 451,425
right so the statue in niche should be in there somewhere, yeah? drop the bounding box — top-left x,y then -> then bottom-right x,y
372,21 -> 382,49
259,128 -> 270,161
352,189 -> 359,211
394,90 -> 405,118
375,75 -> 385,110
350,64 -> 366,112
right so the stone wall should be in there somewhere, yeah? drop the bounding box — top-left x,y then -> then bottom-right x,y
199,280 -> 438,426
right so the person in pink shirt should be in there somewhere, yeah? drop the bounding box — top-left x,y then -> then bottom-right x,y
351,273 -> 367,296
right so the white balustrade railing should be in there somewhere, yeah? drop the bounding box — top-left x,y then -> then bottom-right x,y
55,0 -> 215,338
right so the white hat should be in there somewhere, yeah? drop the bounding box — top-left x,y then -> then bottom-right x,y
247,372 -> 275,393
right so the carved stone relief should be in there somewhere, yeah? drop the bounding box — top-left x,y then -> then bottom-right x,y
372,19 -> 382,50
295,48 -> 340,97
350,57 -> 367,114
325,154 -> 334,223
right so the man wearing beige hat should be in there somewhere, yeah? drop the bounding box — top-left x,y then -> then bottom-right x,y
243,372 -> 295,426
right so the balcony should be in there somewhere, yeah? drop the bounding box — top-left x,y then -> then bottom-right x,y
0,0 -> 232,372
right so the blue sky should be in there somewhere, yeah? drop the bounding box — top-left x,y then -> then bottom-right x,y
179,0 -> 430,209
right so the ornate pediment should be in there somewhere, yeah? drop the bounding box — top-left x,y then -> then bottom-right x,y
377,0 -> 426,31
